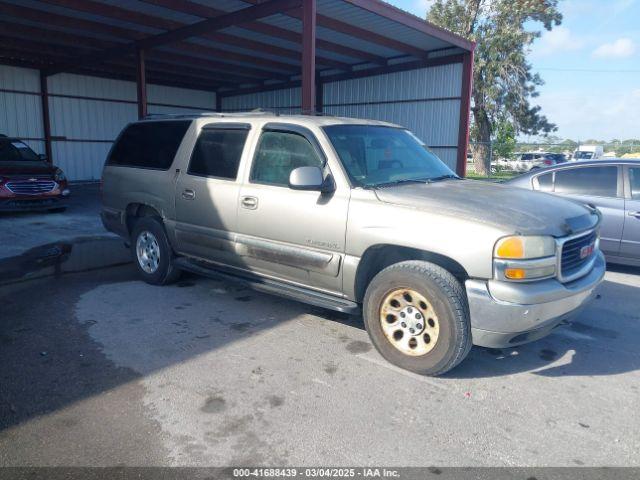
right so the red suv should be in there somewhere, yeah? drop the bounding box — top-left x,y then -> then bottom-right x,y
0,135 -> 69,212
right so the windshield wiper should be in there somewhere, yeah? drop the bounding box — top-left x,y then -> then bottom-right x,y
427,174 -> 460,182
364,178 -> 429,189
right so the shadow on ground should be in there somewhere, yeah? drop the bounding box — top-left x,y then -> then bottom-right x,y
1,237 -> 639,437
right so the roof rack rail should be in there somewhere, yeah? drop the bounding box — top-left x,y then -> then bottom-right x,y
142,109 -> 279,120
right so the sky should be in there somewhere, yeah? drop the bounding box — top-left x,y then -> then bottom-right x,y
386,0 -> 640,142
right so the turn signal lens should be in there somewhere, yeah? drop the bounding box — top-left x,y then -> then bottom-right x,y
495,236 -> 556,260
504,268 -> 526,280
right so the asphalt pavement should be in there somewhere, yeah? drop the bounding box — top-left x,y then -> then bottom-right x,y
1,254 -> 639,466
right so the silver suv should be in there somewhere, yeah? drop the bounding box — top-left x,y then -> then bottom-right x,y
101,113 -> 605,376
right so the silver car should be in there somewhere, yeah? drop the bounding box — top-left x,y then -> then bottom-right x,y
507,159 -> 640,267
101,113 -> 605,376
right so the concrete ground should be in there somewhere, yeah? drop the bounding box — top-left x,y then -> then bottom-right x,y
0,187 -> 639,467
1,254 -> 639,466
0,183 -> 109,259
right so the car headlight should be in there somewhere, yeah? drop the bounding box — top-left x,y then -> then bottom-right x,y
54,169 -> 66,182
494,235 -> 557,281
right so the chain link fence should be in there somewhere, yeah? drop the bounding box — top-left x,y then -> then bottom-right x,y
466,142 -> 640,179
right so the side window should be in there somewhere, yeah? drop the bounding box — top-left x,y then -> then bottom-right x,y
554,166 -> 618,197
535,173 -> 553,192
250,131 -> 323,187
630,168 -> 640,200
107,121 -> 190,170
188,127 -> 249,180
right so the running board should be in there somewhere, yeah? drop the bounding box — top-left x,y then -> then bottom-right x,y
173,257 -> 360,315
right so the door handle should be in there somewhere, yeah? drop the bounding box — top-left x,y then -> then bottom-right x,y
629,211 -> 640,219
181,189 -> 195,200
241,196 -> 258,210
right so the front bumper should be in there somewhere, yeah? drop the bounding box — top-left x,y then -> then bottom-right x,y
0,195 -> 68,212
466,251 -> 606,348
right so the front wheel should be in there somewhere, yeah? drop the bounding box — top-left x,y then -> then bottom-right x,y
130,216 -> 181,285
362,261 -> 472,376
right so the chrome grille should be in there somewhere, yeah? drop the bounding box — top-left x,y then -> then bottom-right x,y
561,230 -> 597,279
5,180 -> 56,195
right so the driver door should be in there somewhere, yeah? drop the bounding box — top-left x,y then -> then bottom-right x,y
236,125 -> 350,294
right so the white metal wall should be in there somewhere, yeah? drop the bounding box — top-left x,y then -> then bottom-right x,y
220,62 -> 463,171
0,65 -> 216,181
221,86 -> 302,114
0,65 -> 45,155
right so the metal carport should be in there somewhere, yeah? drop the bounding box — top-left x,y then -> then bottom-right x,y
0,0 -> 474,180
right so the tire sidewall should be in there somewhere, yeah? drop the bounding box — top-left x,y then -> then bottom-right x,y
131,217 -> 175,285
363,264 -> 466,375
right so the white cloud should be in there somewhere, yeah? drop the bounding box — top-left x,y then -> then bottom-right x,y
532,27 -> 585,57
413,0 -> 435,15
535,88 -> 640,140
592,38 -> 636,58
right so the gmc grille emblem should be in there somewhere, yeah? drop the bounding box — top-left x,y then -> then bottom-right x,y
580,243 -> 595,259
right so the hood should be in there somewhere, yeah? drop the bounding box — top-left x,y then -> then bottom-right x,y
0,162 -> 56,177
373,179 -> 599,237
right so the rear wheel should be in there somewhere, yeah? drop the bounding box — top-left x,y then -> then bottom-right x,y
130,216 -> 181,285
362,260 -> 472,376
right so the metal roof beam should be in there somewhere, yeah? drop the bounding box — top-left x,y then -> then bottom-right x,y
340,0 -> 475,52
0,47 -> 222,91
39,0 -> 350,70
43,0 -> 303,76
242,0 -> 428,58
37,0 -> 301,74
0,22 -> 264,85
140,0 -> 385,65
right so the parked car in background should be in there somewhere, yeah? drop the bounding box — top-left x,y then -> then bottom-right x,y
572,145 -> 604,160
501,152 -> 564,172
101,113 -> 604,376
0,135 -> 69,212
507,159 -> 640,267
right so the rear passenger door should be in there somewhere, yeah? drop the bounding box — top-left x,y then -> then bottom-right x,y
236,124 -> 349,294
173,123 -> 250,266
621,166 -> 640,260
552,165 -> 624,256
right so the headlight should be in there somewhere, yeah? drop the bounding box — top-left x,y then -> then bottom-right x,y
494,235 -> 556,260
494,235 -> 557,281
54,169 -> 66,182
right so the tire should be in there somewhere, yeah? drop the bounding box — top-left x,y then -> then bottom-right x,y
362,260 -> 472,376
130,216 -> 181,285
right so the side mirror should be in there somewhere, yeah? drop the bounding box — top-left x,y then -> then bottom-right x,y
289,166 -> 334,193
38,154 -> 47,161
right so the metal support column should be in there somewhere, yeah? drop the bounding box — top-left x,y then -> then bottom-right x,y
136,49 -> 147,119
301,0 -> 316,114
39,71 -> 53,163
456,49 -> 474,177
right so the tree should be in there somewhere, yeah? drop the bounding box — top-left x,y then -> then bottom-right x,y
427,0 -> 561,175
492,121 -> 516,160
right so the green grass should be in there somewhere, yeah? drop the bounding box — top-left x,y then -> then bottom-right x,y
465,170 -> 518,182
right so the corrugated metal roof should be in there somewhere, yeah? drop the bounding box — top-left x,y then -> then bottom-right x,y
0,0 -> 472,93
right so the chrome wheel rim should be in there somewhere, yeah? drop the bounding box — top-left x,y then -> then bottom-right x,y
136,231 -> 160,274
380,288 -> 440,356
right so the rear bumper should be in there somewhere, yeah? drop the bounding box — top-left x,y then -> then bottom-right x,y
467,251 -> 606,348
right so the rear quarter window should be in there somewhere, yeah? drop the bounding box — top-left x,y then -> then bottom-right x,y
554,166 -> 618,197
107,120 -> 191,170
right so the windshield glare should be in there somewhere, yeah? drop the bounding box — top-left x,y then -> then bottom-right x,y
323,125 -> 455,187
0,139 -> 41,162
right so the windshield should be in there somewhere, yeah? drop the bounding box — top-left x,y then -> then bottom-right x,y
323,125 -> 455,187
574,151 -> 594,160
0,139 -> 41,162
